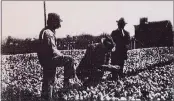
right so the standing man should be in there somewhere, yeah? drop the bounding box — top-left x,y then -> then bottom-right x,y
37,13 -> 75,101
110,17 -> 130,79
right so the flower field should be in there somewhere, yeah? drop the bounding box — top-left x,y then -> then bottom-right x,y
1,47 -> 174,101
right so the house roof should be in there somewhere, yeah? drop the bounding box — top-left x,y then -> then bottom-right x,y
134,20 -> 172,31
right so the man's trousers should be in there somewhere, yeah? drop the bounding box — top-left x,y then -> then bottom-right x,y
39,55 -> 75,101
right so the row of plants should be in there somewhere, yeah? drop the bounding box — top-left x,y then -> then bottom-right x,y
1,47 -> 174,101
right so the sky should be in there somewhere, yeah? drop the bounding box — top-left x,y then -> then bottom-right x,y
2,1 -> 173,39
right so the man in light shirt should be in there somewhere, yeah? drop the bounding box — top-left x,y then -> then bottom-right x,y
110,17 -> 130,79
37,13 -> 75,101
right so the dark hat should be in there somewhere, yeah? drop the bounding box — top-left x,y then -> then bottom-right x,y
102,35 -> 115,50
48,13 -> 63,23
116,17 -> 127,24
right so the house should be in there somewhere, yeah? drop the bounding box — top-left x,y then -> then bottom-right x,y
134,18 -> 173,48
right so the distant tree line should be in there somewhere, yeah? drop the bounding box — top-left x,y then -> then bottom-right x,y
1,33 -> 108,54
2,18 -> 174,55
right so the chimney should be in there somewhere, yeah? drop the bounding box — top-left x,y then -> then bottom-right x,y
140,17 -> 148,25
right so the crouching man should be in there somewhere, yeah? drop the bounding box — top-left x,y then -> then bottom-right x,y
76,35 -> 119,87
37,13 -> 76,101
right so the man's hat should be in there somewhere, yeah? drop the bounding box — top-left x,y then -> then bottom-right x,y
102,35 -> 115,50
48,13 -> 63,23
116,17 -> 127,24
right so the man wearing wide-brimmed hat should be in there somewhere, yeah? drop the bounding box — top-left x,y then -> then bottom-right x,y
76,35 -> 119,87
37,13 -> 76,101
110,17 -> 130,79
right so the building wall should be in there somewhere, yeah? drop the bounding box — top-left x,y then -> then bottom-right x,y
134,20 -> 173,49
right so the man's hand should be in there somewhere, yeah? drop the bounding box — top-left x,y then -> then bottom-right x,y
102,65 -> 120,69
52,50 -> 63,60
53,49 -> 63,57
112,47 -> 116,52
126,45 -> 129,50
99,64 -> 120,71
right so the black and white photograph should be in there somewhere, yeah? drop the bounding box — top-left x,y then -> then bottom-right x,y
1,1 -> 174,101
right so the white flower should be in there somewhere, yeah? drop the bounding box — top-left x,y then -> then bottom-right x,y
98,92 -> 104,100
104,95 -> 111,100
120,97 -> 127,100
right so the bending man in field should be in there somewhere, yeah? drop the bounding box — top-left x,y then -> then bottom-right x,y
37,13 -> 76,101
76,35 -> 120,87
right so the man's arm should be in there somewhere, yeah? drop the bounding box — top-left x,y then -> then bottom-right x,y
43,30 -> 63,57
125,31 -> 131,49
84,45 -> 93,66
126,32 -> 131,45
110,31 -> 115,40
98,64 -> 120,72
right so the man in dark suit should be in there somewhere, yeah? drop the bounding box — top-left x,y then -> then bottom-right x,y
111,18 -> 130,79
76,35 -> 119,87
37,13 -> 75,101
